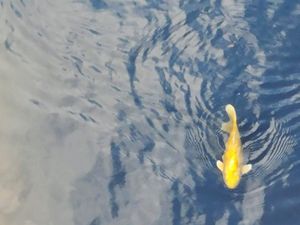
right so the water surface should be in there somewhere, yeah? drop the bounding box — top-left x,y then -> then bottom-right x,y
0,0 -> 300,224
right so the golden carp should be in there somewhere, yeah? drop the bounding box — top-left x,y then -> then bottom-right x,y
217,104 -> 252,189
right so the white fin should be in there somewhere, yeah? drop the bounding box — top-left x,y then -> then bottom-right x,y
242,164 -> 252,175
221,104 -> 237,133
217,160 -> 224,172
221,121 -> 232,133
225,104 -> 237,123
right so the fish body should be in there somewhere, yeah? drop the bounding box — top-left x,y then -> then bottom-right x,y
217,104 -> 252,189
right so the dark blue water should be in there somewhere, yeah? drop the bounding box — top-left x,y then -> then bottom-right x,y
0,0 -> 300,224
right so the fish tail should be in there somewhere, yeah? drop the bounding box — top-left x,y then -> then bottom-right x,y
225,104 -> 237,124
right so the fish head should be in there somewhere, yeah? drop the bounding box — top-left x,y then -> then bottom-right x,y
224,171 -> 241,189
223,159 -> 241,189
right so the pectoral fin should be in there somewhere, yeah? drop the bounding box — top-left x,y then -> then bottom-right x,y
242,164 -> 252,175
221,121 -> 232,133
217,160 -> 224,172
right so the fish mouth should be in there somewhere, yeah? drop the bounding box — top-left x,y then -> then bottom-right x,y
224,177 -> 240,189
226,184 -> 239,189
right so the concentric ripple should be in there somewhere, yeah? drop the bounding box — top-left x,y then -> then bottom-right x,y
119,7 -> 300,225
244,118 -> 296,178
124,7 -> 298,187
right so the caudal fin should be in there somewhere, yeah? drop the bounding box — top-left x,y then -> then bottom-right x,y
225,104 -> 237,124
221,104 -> 237,133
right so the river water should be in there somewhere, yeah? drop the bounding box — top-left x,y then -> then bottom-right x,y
0,0 -> 300,224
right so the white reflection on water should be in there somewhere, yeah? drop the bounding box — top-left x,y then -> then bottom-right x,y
0,0 -> 149,224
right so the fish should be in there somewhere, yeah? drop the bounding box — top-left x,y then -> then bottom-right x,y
216,104 -> 252,189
